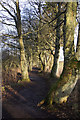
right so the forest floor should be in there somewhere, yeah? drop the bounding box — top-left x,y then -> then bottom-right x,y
2,67 -> 80,119
2,68 -> 58,119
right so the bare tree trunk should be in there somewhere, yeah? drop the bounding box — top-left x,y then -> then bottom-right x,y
29,51 -> 33,71
45,2 -> 77,105
39,52 -> 45,72
16,0 -> 30,81
51,3 -> 61,77
63,2 -> 77,69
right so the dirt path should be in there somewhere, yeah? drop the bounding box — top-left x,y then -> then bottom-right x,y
2,68 -> 58,119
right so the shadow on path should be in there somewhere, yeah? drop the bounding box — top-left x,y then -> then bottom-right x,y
2,67 -> 58,119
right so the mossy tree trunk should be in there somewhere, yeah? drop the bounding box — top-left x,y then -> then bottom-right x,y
46,57 -> 79,104
76,23 -> 80,79
16,0 -> 30,81
63,2 -> 77,69
51,3 -> 61,77
39,52 -> 52,72
44,55 -> 53,72
45,2 -> 78,105
29,50 -> 33,71
39,52 -> 46,72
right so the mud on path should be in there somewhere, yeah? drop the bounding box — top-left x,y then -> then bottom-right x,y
2,68 -> 58,119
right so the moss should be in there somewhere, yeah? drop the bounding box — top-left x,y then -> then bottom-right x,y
18,80 -> 22,83
45,57 -> 79,105
37,100 -> 45,107
22,78 -> 30,82
59,96 -> 68,104
70,57 -> 78,69
2,86 -> 5,92
57,58 -> 77,86
59,57 -> 78,81
45,80 -> 60,105
77,61 -> 80,69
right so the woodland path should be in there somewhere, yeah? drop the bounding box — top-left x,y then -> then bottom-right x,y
2,68 -> 58,119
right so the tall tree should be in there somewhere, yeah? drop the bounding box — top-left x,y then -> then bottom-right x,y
0,0 -> 30,81
51,3 -> 61,77
16,0 -> 30,81
63,2 -> 77,70
43,2 -> 78,105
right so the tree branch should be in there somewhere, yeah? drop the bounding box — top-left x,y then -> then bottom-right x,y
0,20 -> 16,27
0,2 -> 17,23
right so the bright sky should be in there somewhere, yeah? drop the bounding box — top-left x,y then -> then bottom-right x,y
74,24 -> 79,52
59,46 -> 64,61
59,24 -> 78,61
0,0 -> 79,62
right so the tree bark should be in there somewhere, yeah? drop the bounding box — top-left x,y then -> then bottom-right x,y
39,52 -> 45,72
51,3 -> 61,77
45,2 -> 78,105
29,51 -> 33,71
16,0 -> 30,81
63,2 -> 77,69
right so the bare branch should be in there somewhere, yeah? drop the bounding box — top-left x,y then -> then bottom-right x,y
1,39 -> 20,49
0,20 -> 16,27
0,34 -> 18,39
0,2 -> 17,23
